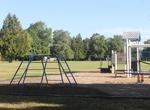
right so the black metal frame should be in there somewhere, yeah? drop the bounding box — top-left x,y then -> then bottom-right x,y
9,54 -> 77,85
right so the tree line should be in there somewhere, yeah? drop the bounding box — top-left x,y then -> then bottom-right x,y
0,14 -> 149,61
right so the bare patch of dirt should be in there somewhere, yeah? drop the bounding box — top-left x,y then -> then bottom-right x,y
1,72 -> 150,97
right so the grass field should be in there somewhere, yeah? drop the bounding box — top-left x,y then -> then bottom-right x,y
0,95 -> 149,110
0,60 -> 150,80
0,61 -> 101,80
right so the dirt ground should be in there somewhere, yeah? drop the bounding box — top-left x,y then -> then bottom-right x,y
1,72 -> 150,84
75,72 -> 150,84
1,72 -> 150,98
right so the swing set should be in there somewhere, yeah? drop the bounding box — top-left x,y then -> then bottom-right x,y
10,54 -> 77,86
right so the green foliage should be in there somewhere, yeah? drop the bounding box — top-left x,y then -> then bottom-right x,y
106,35 -> 124,58
89,33 -> 107,60
0,14 -> 32,61
15,31 -> 32,56
27,21 -> 51,54
83,38 -> 91,60
107,35 -> 124,53
53,30 -> 73,60
71,34 -> 85,60
0,13 -> 127,61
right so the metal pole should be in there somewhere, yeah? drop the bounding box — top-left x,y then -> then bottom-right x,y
137,47 -> 140,72
115,51 -> 117,71
124,40 -> 127,74
126,39 -> 130,77
111,50 -> 115,74
129,46 -> 132,77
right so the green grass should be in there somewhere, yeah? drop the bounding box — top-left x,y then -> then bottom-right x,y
0,60 -> 150,80
0,61 -> 102,80
0,95 -> 149,110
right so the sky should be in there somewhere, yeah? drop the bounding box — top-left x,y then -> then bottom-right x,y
0,0 -> 150,42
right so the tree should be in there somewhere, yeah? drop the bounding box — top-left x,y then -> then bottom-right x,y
109,35 -> 124,52
83,38 -> 91,60
0,14 -> 32,61
27,21 -> 52,54
71,34 -> 85,60
106,37 -> 113,57
52,30 -> 73,60
89,33 -> 107,60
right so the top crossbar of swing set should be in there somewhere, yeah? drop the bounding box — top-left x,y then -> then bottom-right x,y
18,54 -> 57,61
17,54 -> 67,63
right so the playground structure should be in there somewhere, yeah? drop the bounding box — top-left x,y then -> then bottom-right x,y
112,32 -> 150,82
10,54 -> 77,85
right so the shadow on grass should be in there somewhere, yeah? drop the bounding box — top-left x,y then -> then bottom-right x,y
0,105 -> 58,110
0,83 -> 150,110
0,83 -> 109,110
